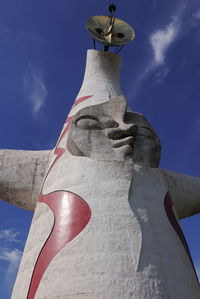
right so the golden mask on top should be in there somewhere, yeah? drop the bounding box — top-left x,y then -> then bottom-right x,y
86,15 -> 135,47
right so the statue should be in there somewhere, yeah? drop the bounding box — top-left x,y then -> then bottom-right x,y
1,7 -> 200,299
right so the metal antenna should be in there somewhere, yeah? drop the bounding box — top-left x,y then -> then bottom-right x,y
93,38 -> 96,49
108,4 -> 116,13
108,4 -> 116,32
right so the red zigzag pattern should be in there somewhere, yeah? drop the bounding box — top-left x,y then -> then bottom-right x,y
27,95 -> 93,299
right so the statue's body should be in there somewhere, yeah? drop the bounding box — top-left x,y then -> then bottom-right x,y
0,50 -> 199,298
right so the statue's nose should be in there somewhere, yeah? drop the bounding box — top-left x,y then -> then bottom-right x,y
105,123 -> 138,140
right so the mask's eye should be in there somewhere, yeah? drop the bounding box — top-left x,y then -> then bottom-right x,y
95,27 -> 103,35
116,32 -> 125,38
75,116 -> 102,130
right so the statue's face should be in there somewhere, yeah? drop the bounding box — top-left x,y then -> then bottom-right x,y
67,96 -> 161,167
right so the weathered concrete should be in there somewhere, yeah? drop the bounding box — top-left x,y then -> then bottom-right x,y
67,96 -> 160,165
12,203 -> 54,297
33,164 -> 199,299
0,149 -> 52,211
8,50 -> 200,298
162,169 -> 200,219
67,95 -> 139,161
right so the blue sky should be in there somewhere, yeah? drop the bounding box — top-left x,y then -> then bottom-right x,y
0,0 -> 200,297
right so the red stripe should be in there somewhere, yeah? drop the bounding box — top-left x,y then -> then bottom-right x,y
56,118 -> 72,148
65,115 -> 73,124
27,191 -> 91,299
72,95 -> 93,108
164,192 -> 199,282
27,95 -> 94,298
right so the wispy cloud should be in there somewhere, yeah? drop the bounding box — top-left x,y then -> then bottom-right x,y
184,1 -> 200,30
150,19 -> 180,66
129,0 -> 199,102
154,67 -> 170,84
0,229 -> 20,243
0,248 -> 22,291
0,229 -> 22,295
129,18 -> 180,102
195,7 -> 200,20
23,64 -> 47,115
0,248 -> 22,275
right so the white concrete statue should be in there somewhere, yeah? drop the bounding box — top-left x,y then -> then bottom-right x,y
1,50 -> 199,298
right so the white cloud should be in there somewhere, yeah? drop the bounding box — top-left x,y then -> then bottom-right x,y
189,5 -> 200,30
0,229 -> 22,293
0,229 -> 20,243
128,0 -> 200,103
0,248 -> 22,291
155,67 -> 170,84
0,248 -> 22,269
128,6 -> 184,102
23,65 -> 47,115
196,7 -> 200,20
150,20 -> 180,65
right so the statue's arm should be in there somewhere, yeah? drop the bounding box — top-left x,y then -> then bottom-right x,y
161,169 -> 200,219
0,149 -> 52,211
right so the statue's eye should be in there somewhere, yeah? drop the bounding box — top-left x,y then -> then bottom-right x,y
75,116 -> 102,130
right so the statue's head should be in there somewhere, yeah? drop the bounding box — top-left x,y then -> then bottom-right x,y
67,96 -> 161,167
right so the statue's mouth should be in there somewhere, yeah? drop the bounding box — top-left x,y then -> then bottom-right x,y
111,136 -> 135,148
